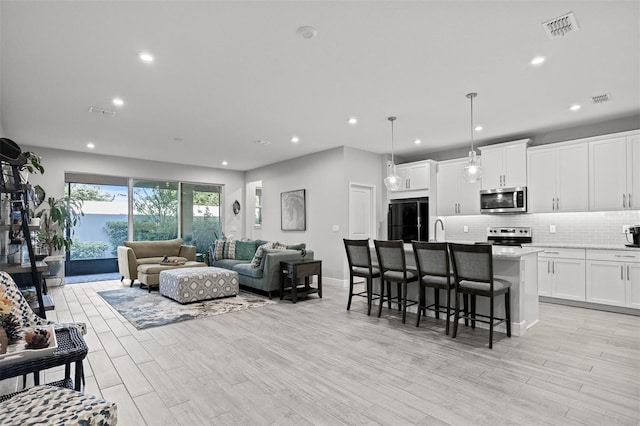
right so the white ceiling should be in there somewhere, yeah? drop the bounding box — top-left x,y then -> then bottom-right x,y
1,1 -> 638,171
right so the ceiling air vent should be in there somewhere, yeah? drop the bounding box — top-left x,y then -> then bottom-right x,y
254,139 -> 272,146
591,93 -> 612,104
88,106 -> 116,116
542,12 -> 579,39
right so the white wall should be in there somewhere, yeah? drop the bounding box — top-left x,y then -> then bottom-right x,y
22,145 -> 246,237
245,146 -> 386,286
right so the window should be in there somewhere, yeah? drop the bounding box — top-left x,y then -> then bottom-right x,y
132,180 -> 179,241
255,187 -> 262,227
180,183 -> 222,254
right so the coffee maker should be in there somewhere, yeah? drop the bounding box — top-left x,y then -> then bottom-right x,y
626,225 -> 640,248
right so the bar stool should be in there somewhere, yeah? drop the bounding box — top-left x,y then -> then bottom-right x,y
411,241 -> 457,334
343,239 -> 381,315
449,243 -> 512,349
373,240 -> 419,323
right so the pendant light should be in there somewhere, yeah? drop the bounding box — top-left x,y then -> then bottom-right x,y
384,116 -> 403,191
463,92 -> 482,183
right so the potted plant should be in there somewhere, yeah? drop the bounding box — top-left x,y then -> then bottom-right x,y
34,195 -> 84,280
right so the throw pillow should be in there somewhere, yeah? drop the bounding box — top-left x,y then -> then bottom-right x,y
250,243 -> 273,268
235,240 -> 257,261
212,240 -> 225,261
223,240 -> 237,260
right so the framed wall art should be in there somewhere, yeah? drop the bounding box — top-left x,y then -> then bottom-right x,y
281,189 -> 306,231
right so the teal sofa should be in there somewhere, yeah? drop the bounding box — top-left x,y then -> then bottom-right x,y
209,239 -> 313,298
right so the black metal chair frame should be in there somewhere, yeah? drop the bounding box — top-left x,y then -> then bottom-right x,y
411,241 -> 460,334
343,239 -> 381,315
374,240 -> 419,324
449,243 -> 512,349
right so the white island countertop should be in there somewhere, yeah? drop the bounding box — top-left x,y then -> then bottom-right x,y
491,246 -> 543,259
527,243 -> 640,252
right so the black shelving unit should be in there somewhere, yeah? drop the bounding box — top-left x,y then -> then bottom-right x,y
0,159 -> 48,318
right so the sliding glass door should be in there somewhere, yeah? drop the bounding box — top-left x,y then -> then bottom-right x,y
64,175 -> 222,277
66,178 -> 129,275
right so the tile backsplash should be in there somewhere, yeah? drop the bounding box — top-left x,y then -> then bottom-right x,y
442,211 -> 639,246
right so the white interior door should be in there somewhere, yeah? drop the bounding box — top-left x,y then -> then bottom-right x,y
349,183 -> 376,240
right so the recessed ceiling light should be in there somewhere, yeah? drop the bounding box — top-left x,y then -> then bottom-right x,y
112,97 -> 124,107
530,56 -> 546,66
475,126 -> 483,132
414,139 -> 422,145
348,117 -> 358,125
139,52 -> 154,63
222,161 -> 228,166
569,104 -> 581,111
86,142 -> 95,149
291,136 -> 300,143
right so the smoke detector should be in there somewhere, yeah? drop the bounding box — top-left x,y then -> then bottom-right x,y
88,106 -> 116,116
591,93 -> 612,104
296,26 -> 318,39
542,12 -> 579,39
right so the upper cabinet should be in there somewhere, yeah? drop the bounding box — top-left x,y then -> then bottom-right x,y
395,160 -> 430,191
479,139 -> 529,190
528,142 -> 589,213
437,158 -> 480,216
589,133 -> 640,211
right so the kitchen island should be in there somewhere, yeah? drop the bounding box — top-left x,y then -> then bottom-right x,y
370,244 -> 542,336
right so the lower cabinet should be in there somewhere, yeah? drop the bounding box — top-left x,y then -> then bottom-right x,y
538,248 -> 586,301
586,250 -> 640,308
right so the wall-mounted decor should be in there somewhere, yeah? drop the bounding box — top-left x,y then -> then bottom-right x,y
233,200 -> 241,215
281,189 -> 306,231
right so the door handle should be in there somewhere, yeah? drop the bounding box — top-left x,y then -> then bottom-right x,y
621,265 -> 624,280
629,193 -> 632,208
623,193 -> 626,208
628,265 -> 631,281
547,260 -> 550,274
552,198 -> 555,211
556,198 -> 559,210
614,254 -> 635,258
552,260 -> 555,274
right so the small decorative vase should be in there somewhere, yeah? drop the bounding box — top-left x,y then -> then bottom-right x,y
0,326 -> 8,355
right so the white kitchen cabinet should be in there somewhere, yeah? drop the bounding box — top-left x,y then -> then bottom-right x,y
396,161 -> 430,191
538,248 -> 586,301
436,158 -> 480,216
589,133 -> 640,211
586,250 -> 640,308
528,142 -> 589,213
479,139 -> 529,190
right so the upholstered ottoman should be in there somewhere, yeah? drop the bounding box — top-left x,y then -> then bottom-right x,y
159,267 -> 239,304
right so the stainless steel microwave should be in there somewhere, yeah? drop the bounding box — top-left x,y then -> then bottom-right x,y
480,187 -> 527,214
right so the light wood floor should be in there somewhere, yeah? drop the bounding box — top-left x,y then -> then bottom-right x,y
2,280 -> 639,426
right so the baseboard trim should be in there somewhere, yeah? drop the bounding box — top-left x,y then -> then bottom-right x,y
539,297 -> 639,316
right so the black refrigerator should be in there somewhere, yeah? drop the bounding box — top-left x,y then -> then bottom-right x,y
388,198 -> 429,242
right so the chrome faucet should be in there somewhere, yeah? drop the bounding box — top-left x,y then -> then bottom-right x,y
432,218 -> 445,242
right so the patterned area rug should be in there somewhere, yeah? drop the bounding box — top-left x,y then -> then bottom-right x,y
98,287 -> 275,330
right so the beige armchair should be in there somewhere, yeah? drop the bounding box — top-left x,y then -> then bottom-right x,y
117,238 -> 206,291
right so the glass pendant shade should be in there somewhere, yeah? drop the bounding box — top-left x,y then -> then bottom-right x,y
463,92 -> 482,183
463,150 -> 482,183
384,163 -> 403,191
384,116 -> 403,191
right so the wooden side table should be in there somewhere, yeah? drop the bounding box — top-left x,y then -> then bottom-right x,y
280,259 -> 322,303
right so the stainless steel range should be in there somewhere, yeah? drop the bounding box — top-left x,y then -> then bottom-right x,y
486,227 -> 532,247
